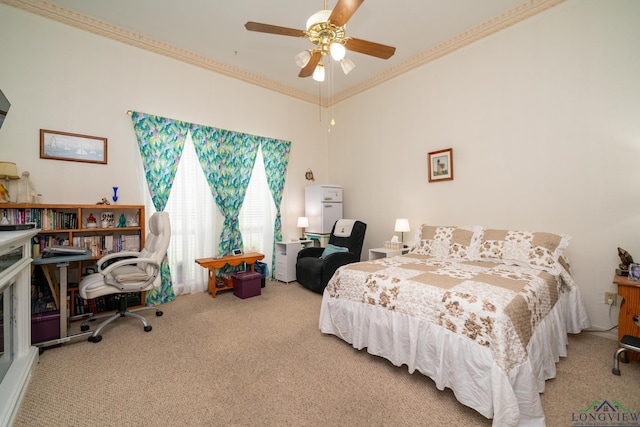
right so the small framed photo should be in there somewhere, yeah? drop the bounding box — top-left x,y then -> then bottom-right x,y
628,263 -> 640,281
232,248 -> 242,256
40,129 -> 107,164
428,148 -> 453,182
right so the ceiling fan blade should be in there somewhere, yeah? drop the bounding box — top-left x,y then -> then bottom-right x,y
298,51 -> 322,78
328,0 -> 364,27
244,22 -> 305,37
345,37 -> 396,59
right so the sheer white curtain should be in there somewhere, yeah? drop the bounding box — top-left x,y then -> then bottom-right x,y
142,133 -> 274,295
239,147 -> 276,273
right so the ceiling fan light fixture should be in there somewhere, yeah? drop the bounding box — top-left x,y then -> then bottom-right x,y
340,56 -> 355,75
312,61 -> 325,82
306,10 -> 331,30
330,42 -> 346,61
294,49 -> 312,68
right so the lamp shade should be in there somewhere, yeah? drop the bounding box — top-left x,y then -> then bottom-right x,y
340,56 -> 355,75
297,217 -> 309,228
0,161 -> 19,180
294,50 -> 311,68
312,62 -> 325,82
394,218 -> 410,233
330,42 -> 346,61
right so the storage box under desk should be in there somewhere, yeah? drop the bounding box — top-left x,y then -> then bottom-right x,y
231,271 -> 261,299
31,310 -> 60,344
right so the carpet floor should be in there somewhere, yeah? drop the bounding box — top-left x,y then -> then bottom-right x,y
14,281 -> 640,426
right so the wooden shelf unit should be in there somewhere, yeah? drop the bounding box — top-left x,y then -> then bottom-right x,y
614,274 -> 640,361
2,203 -> 146,319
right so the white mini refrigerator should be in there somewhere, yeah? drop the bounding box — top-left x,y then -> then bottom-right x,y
305,184 -> 343,233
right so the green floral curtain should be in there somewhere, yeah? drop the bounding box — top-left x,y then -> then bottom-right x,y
260,138 -> 291,277
131,111 -> 190,305
190,125 -> 260,256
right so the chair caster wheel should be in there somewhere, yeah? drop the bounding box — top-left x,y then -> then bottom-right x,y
80,324 -> 90,332
156,311 -> 163,317
88,335 -> 102,343
144,325 -> 152,332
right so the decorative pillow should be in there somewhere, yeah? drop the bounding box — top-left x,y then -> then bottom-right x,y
409,225 -> 483,260
320,243 -> 349,259
476,229 -> 570,273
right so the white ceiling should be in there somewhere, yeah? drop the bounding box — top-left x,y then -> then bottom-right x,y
9,0 -> 559,104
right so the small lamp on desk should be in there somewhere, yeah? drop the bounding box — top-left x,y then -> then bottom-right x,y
394,218 -> 410,246
297,216 -> 309,240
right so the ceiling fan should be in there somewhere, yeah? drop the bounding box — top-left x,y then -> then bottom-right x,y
245,0 -> 396,82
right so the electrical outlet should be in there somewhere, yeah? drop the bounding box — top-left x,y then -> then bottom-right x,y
605,292 -> 617,306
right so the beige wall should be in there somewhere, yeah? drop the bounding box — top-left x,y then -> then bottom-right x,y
327,0 -> 640,335
1,1 -> 639,334
0,4 -> 327,236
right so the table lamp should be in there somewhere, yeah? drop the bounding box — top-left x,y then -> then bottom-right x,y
394,218 -> 410,246
0,161 -> 19,203
297,216 -> 309,239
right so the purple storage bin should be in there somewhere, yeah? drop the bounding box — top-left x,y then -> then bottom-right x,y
31,310 -> 60,344
232,271 -> 262,299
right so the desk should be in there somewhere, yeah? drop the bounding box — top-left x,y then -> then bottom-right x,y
613,274 -> 640,362
196,252 -> 265,298
32,250 -> 92,347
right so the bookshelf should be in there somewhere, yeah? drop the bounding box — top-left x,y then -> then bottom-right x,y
1,203 -> 146,320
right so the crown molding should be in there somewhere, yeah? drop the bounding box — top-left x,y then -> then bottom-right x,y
1,0 -> 564,107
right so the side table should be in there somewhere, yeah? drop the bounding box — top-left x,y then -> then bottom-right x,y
369,247 -> 410,260
275,240 -> 312,282
613,274 -> 640,362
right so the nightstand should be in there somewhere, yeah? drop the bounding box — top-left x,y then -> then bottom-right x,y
275,240 -> 313,282
613,274 -> 640,362
368,247 -> 410,260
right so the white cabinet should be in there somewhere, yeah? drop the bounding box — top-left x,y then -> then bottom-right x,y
0,228 -> 39,426
275,240 -> 312,283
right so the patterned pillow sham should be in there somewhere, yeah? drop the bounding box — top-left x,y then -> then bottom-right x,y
476,229 -> 570,273
409,225 -> 482,260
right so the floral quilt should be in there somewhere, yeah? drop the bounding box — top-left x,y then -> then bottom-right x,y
325,253 -> 573,373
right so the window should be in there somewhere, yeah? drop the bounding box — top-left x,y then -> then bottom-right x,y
149,134 -> 274,295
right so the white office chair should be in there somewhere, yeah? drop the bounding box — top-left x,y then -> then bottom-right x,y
79,211 -> 171,343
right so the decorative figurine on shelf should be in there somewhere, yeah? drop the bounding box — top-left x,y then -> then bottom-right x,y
96,198 -> 110,205
87,213 -> 97,228
16,171 -> 37,203
617,247 -> 634,276
117,213 -> 127,228
128,212 -> 139,227
100,211 -> 114,228
0,182 -> 9,203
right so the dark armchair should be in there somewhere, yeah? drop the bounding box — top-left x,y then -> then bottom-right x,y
296,220 -> 367,294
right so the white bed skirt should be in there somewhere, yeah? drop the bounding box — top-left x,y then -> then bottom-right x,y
319,284 -> 591,427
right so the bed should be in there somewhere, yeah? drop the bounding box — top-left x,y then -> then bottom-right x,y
319,225 -> 591,427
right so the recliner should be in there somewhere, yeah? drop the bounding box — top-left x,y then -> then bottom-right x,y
296,220 -> 366,294
78,211 -> 171,342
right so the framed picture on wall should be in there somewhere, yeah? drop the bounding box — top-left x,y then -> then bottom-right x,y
427,148 -> 453,182
40,129 -> 108,164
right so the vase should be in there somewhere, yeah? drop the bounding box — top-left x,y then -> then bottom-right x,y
112,187 -> 119,203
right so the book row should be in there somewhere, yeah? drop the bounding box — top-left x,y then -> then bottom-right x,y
3,208 -> 78,230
